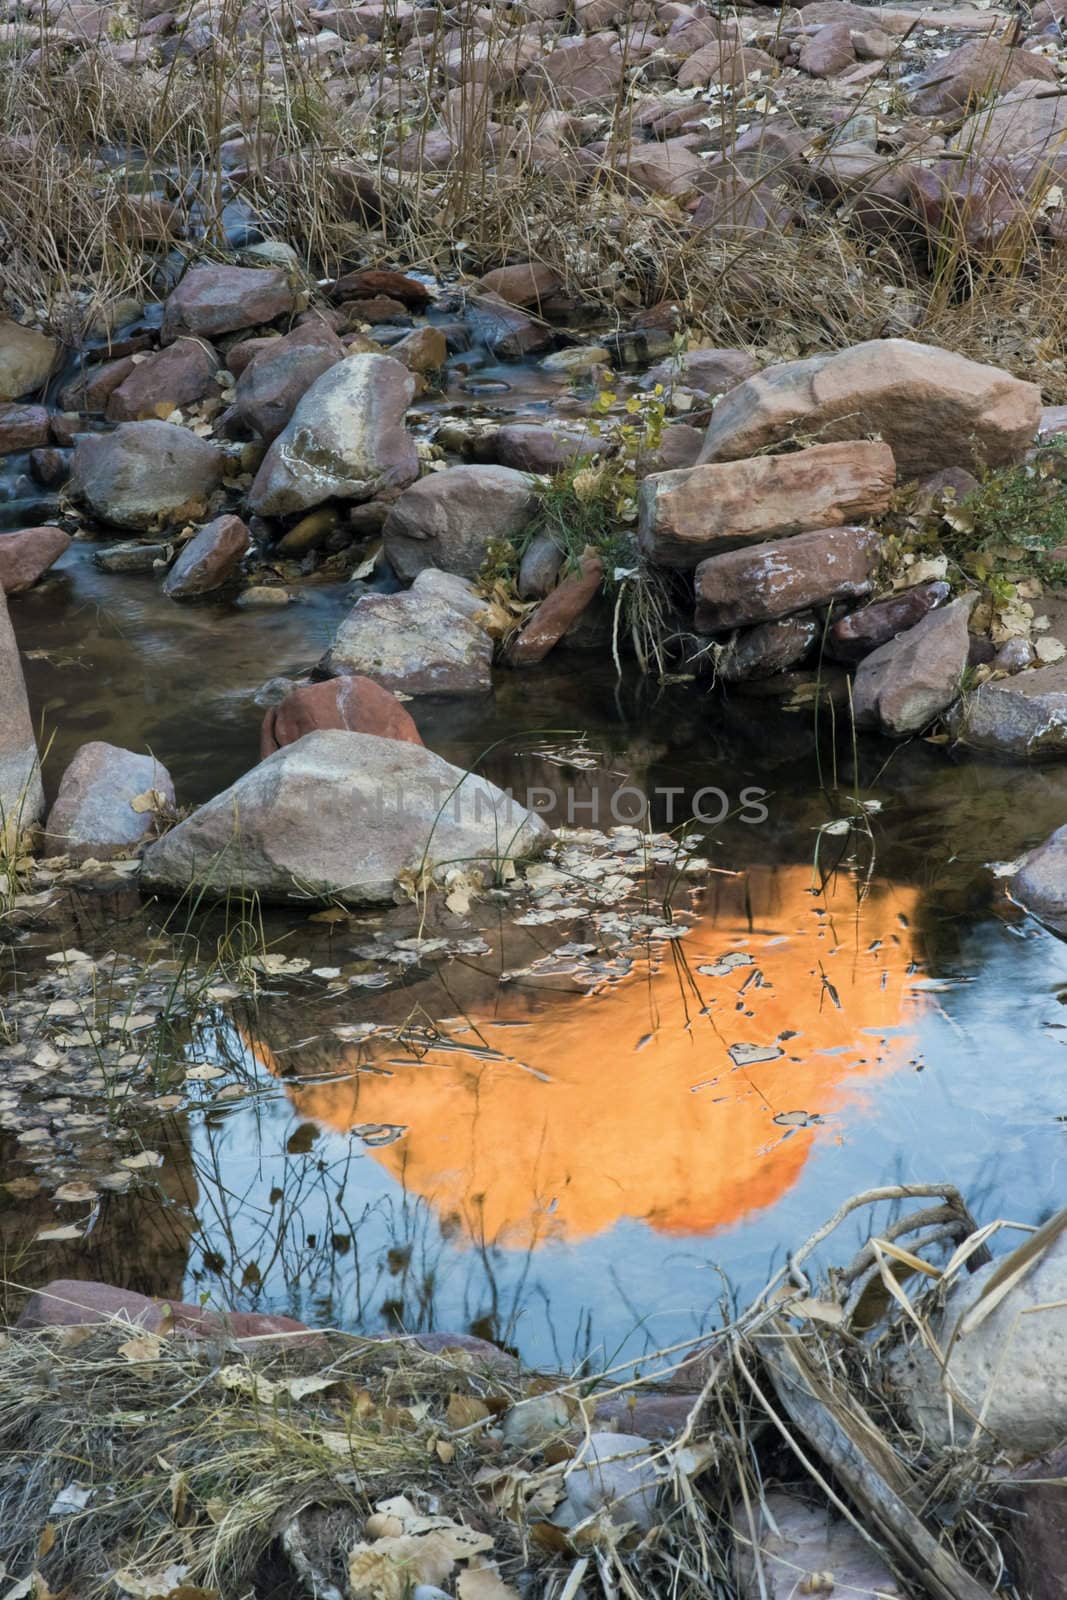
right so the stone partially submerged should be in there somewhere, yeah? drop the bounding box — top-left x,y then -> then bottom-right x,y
71,421 -> 225,532
322,570 -> 493,694
950,660 -> 1067,759
139,730 -> 550,904
852,593 -> 976,736
44,742 -> 175,862
0,588 -> 44,844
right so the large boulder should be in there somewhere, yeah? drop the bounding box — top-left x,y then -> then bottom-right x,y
160,265 -> 295,342
0,320 -> 57,400
260,675 -> 423,757
638,441 -> 895,567
887,1225 -> 1067,1457
382,464 -> 537,581
44,742 -> 175,862
699,340 -> 1041,479
247,354 -> 418,517
0,588 -> 44,844
233,321 -> 346,443
852,592 -> 976,735
951,661 -> 1067,759
694,526 -> 882,631
162,513 -> 250,598
139,730 -> 549,904
0,526 -> 71,594
911,40 -> 1056,117
106,338 -> 221,422
955,78 -> 1067,164
322,569 -> 493,694
71,421 -> 225,531
1012,825 -> 1067,933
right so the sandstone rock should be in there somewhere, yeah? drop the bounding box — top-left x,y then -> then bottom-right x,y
493,424 -> 585,474
475,262 -> 562,308
466,293 -> 553,359
699,340 -> 1041,478
0,525 -> 71,593
637,423 -> 704,477
390,326 -> 447,374
678,40 -> 774,87
161,264 -> 295,342
71,421 -> 225,531
735,1492 -> 906,1600
717,613 -> 818,680
107,338 -> 220,422
140,729 -> 548,904
18,1278 -> 314,1344
248,354 -> 418,516
260,675 -> 423,758
852,592 -> 976,735
1012,824 -> 1067,932
517,532 -> 564,598
383,464 -> 536,581
590,1393 -> 699,1440
162,513 -> 250,598
955,78 -> 1067,165
641,346 -> 758,396
322,569 -> 493,694
887,1224 -> 1067,1456
912,40 -> 1056,117
508,553 -> 605,665
234,321 -> 345,442
694,526 -> 882,631
994,636 -> 1036,674
0,588 -> 44,844
798,20 -> 856,76
94,541 -> 171,574
558,1434 -> 661,1532
44,741 -> 175,861
0,403 -> 50,452
523,32 -> 625,106
60,355 -> 138,415
638,440 -> 895,567
951,661 -> 1067,759
828,580 -> 950,661
0,320 -> 57,400
329,267 -> 430,307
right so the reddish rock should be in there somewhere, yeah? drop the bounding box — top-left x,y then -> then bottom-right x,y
107,337 -> 220,421
226,335 -> 275,377
0,403 -> 50,453
639,440 -> 895,567
797,20 -> 856,76
162,513 -> 250,598
349,294 -> 411,324
30,448 -> 70,489
0,319 -> 57,400
718,613 -> 819,680
234,320 -> 345,442
17,1278 -> 318,1345
637,423 -> 704,477
494,424 -> 588,473
1000,1443 -> 1067,1600
260,674 -> 424,758
678,40 -> 775,88
911,40 -> 1056,117
390,326 -> 447,374
60,355 -> 138,414
523,32 -> 625,106
383,463 -> 537,582
852,591 -> 977,735
161,264 -> 296,343
641,346 -> 758,396
475,262 -> 563,308
466,292 -> 552,359
329,267 -> 431,307
590,1392 -> 700,1439
694,526 -> 882,631
45,741 -> 176,860
0,525 -> 71,593
828,580 -> 951,661
507,553 -> 605,665
955,79 -> 1067,166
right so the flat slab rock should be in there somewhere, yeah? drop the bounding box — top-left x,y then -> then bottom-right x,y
852,592 -> 976,736
950,660 -> 1067,758
695,525 -> 882,631
322,569 -> 493,694
140,728 -> 549,904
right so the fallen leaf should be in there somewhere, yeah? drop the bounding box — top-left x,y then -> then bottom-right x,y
118,1333 -> 164,1363
447,1392 -> 491,1429
120,1151 -> 163,1171
457,1567 -> 521,1600
36,1224 -> 83,1242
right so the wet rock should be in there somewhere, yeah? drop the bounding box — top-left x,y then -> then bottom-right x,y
695,526 -> 882,631
0,525 -> 71,593
1012,824 -> 1067,932
828,580 -> 950,661
140,729 -> 549,905
912,40 -> 1056,117
0,320 -> 57,399
853,592 -> 976,735
518,532 -> 564,599
717,613 -> 819,680
699,339 -> 1042,478
18,1278 -> 315,1344
71,420 -> 225,531
466,292 -> 552,359
107,338 -> 221,422
29,447 -> 70,489
233,321 -> 345,442
248,354 -> 418,517
94,541 -> 171,574
160,264 -> 296,342
0,588 -> 44,844
735,1492 -> 906,1600
236,585 -> 291,608
322,569 -> 493,694
887,1223 -> 1067,1456
390,326 -> 447,375
382,464 -> 536,581
59,355 -> 138,415
508,553 -> 605,666
475,262 -> 562,308
276,507 -> 337,556
641,346 -> 758,396
260,675 -> 423,757
557,1433 -> 661,1532
162,513 -> 250,598
951,661 -> 1067,759
44,741 -> 175,861
0,403 -> 50,453
329,267 -> 430,308
638,440 -> 895,568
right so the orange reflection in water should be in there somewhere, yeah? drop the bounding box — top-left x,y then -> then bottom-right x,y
251,867 -> 925,1250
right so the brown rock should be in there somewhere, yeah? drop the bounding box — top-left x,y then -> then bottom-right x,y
475,263 -> 563,308
329,267 -> 431,307
466,293 -> 552,359
162,514 -> 250,598
17,1278 -> 317,1345
234,320 -> 345,442
912,40 -> 1056,117
523,32 -> 625,106
699,339 -> 1041,478
383,463 -> 537,581
678,40 -> 775,88
226,335 -> 276,378
507,553 -> 605,665
0,525 -> 71,593
1000,1442 -> 1067,1600
60,355 -> 138,414
955,78 -> 1067,165
390,325 -> 448,374
30,448 -> 70,489
641,346 -> 758,395
494,424 -> 587,473
694,526 -> 882,631
349,294 -> 411,324
797,19 -> 856,76
0,320 -> 57,400
0,586 -> 44,843
260,675 -> 423,758
0,403 -> 50,453
828,580 -> 950,661
590,1393 -> 699,1439
717,613 -> 819,680
638,440 -> 895,568
852,591 -> 976,734
637,422 -> 705,477
106,337 -> 220,421
161,264 -> 296,342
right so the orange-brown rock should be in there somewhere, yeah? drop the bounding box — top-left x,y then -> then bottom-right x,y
507,553 -> 605,665
260,675 -> 424,758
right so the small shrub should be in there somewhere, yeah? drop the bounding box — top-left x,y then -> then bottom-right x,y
947,437 -> 1067,588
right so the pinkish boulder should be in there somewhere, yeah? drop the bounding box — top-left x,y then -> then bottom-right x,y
71,421 -> 225,531
507,553 -> 605,665
107,338 -> 220,422
0,525 -> 71,593
383,463 -> 536,581
44,741 -> 175,861
911,40 -> 1056,117
852,592 -> 977,734
260,675 -> 424,757
234,320 -> 346,442
161,264 -> 296,342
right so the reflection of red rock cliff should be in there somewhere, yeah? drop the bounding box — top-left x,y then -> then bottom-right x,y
250,868 -> 924,1249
